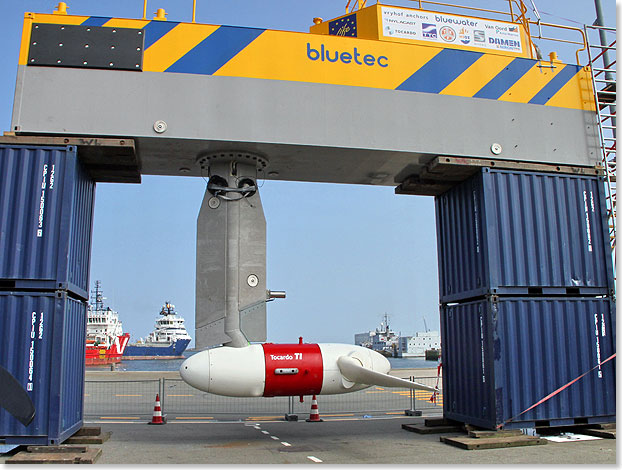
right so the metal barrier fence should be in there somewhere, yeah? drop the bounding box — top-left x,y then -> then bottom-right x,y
84,376 -> 442,419
84,380 -> 162,418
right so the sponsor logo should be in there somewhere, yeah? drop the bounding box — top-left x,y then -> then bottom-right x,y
508,26 -> 518,32
474,30 -> 486,42
458,27 -> 471,44
488,37 -> 520,49
329,13 -> 357,37
307,43 -> 388,67
440,26 -> 456,42
435,14 -> 476,27
422,23 -> 437,39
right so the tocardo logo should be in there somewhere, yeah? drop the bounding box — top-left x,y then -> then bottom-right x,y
271,354 -> 293,360
307,43 -> 388,67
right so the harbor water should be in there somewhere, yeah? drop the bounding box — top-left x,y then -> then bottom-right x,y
86,350 -> 439,372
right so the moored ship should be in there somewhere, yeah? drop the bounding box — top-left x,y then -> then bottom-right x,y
354,314 -> 400,357
86,281 -> 130,366
123,301 -> 191,359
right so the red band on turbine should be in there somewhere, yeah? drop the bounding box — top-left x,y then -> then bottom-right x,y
262,343 -> 323,397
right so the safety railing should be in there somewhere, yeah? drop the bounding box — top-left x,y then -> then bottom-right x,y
585,24 -> 616,278
83,376 -> 442,419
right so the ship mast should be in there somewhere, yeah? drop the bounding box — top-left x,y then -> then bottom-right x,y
91,280 -> 105,311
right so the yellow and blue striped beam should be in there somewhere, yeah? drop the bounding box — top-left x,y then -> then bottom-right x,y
20,13 -> 596,112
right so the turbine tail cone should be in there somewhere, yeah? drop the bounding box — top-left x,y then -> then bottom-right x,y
337,355 -> 436,392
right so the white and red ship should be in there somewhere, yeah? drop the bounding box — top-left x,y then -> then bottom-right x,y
85,281 -> 130,366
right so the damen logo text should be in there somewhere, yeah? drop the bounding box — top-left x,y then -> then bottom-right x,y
307,43 -> 388,67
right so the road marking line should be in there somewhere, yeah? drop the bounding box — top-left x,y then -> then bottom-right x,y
323,413 -> 354,417
167,394 -> 194,397
100,417 -> 140,420
271,436 -> 279,440
261,430 -> 270,434
281,442 -> 291,447
115,394 -> 143,397
385,411 -> 405,415
307,456 -> 323,463
247,416 -> 282,420
174,417 -> 213,420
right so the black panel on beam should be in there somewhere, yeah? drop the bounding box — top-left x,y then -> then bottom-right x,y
28,23 -> 144,71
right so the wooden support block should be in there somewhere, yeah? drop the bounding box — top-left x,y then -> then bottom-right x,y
440,435 -> 547,450
8,447 -> 101,464
402,423 -> 464,434
64,432 -> 111,445
26,445 -> 88,453
425,417 -> 461,427
581,429 -> 616,439
468,429 -> 524,439
73,427 -> 102,437
592,423 -> 616,430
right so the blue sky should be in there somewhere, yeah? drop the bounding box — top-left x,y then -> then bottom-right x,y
0,0 -> 615,347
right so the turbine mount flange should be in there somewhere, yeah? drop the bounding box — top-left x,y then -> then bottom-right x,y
196,151 -> 269,172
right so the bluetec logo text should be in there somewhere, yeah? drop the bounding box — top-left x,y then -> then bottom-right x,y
307,43 -> 388,67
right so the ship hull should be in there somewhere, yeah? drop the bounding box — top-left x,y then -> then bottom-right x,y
85,333 -> 130,366
123,338 -> 190,359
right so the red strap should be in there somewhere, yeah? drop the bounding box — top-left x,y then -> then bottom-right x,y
496,353 -> 616,429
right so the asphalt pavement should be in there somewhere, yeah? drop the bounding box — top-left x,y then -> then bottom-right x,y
89,416 -> 616,465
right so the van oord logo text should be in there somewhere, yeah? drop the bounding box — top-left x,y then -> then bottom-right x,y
307,43 -> 388,67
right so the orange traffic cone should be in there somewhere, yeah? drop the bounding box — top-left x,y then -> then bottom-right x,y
306,395 -> 323,422
148,393 -> 165,425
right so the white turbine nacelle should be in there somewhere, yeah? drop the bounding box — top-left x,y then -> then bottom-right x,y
180,343 -> 435,397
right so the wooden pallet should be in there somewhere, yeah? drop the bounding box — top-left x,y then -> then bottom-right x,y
581,423 -> 616,439
441,433 -> 547,450
7,445 -> 102,464
402,417 -> 464,434
65,426 -> 111,445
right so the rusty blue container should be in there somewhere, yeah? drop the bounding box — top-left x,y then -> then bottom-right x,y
441,297 -> 616,430
0,145 -> 95,300
435,168 -> 614,303
0,291 -> 86,445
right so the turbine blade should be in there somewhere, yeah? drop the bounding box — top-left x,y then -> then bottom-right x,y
0,365 -> 35,426
337,356 -> 436,391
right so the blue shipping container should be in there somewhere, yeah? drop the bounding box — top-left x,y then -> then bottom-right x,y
0,291 -> 86,445
441,297 -> 616,430
435,168 -> 614,303
0,145 -> 95,300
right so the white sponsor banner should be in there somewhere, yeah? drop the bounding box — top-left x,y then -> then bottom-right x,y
380,6 -> 523,53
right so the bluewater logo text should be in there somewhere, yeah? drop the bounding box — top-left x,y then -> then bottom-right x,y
307,43 -> 388,67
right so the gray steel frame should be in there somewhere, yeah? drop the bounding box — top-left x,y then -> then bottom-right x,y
12,66 -> 600,186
